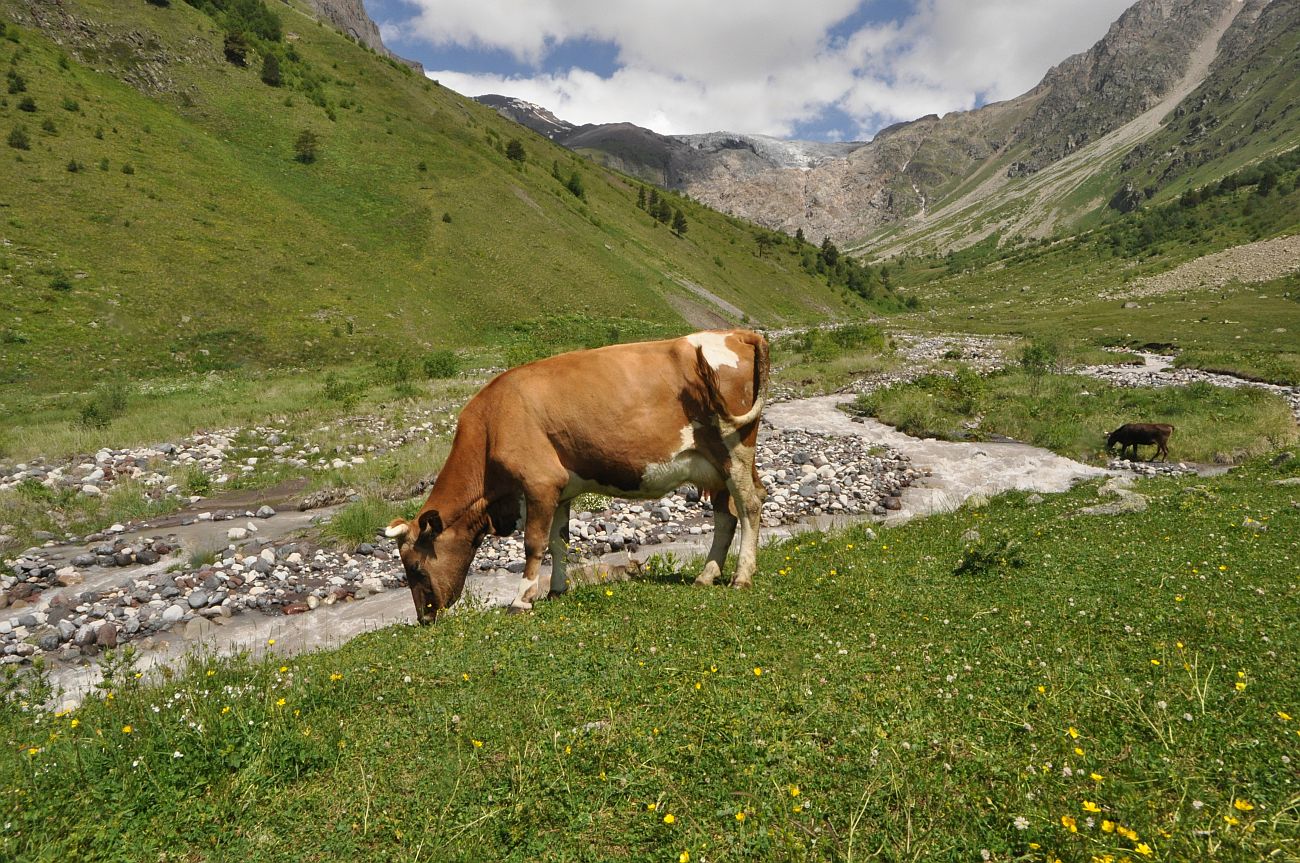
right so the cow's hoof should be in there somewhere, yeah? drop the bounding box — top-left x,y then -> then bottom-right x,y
547,589 -> 568,600
506,602 -> 533,615
693,575 -> 717,587
730,578 -> 753,590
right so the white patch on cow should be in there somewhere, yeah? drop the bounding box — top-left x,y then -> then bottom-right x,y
686,331 -> 740,369
559,424 -> 724,503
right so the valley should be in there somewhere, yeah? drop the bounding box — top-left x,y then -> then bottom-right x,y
1,0 -> 1298,860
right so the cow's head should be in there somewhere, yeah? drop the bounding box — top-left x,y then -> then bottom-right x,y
385,509 -> 474,625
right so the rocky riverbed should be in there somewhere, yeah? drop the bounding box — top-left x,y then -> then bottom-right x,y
1078,351 -> 1300,424
1,427 -> 917,670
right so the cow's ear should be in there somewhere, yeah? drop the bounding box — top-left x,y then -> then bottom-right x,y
417,509 -> 443,538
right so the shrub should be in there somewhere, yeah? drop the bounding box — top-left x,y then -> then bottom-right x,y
223,30 -> 250,66
6,72 -> 23,94
6,125 -> 28,150
260,52 -> 280,87
49,274 -> 72,291
565,170 -> 585,199
77,382 -> 129,429
422,349 -> 459,379
66,159 -> 81,173
40,117 -> 55,134
61,96 -> 79,111
320,373 -> 362,410
17,95 -> 35,111
441,212 -> 452,223
953,529 -> 1026,578
121,162 -> 134,174
294,129 -> 319,163
505,138 -> 525,162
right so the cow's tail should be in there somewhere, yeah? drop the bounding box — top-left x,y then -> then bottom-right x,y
696,330 -> 769,430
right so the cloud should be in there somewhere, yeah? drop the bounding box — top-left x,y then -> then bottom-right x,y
393,0 -> 1137,139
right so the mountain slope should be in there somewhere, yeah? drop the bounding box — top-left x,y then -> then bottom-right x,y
493,0 -> 1299,255
0,0 -> 867,395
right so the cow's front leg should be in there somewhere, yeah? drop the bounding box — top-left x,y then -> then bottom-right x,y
695,489 -> 736,586
547,499 -> 571,598
510,488 -> 559,612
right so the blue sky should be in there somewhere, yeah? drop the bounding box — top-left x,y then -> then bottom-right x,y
365,0 -> 1134,142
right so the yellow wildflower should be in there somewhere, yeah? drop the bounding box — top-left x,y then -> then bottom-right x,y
1279,711 -> 1292,721
330,673 -> 344,682
663,813 -> 675,824
1233,799 -> 1254,811
735,811 -> 746,822
1101,820 -> 1116,833
276,698 -> 286,707
70,718 -> 80,729
753,667 -> 763,676
1117,826 -> 1138,841
1075,747 -> 1086,756
1068,726 -> 1079,739
471,739 -> 483,748
279,666 -> 288,673
1224,815 -> 1239,826
1091,772 -> 1104,782
1134,844 -> 1153,857
121,725 -> 133,734
1150,659 -> 1160,666
1061,814 -> 1078,833
679,852 -> 690,863
1236,681 -> 1247,692
789,785 -> 801,797
1083,801 -> 1102,813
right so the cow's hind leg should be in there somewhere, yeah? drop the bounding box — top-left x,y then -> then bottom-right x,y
726,444 -> 765,590
695,488 -> 737,586
547,499 -> 571,598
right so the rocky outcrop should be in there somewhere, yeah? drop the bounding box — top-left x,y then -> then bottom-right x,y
301,0 -> 423,72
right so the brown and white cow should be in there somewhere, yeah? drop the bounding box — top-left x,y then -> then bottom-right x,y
384,329 -> 770,623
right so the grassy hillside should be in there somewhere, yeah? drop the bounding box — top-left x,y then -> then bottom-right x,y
0,0 -> 870,399
3,455 -> 1297,861
881,158 -> 1300,384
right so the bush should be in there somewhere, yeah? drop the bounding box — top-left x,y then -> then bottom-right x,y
77,382 -> 129,429
422,349 -> 459,379
121,162 -> 134,174
6,125 -> 28,150
565,170 -> 585,199
294,129 -> 319,164
61,97 -> 79,111
260,52 -> 281,87
6,72 -> 24,94
953,529 -> 1026,578
223,30 -> 250,66
17,95 -> 35,112
505,138 -> 525,162
320,373 -> 362,410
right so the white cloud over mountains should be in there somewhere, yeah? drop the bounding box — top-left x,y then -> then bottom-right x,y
392,0 -> 1136,139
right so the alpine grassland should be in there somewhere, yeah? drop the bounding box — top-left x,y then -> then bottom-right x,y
854,369 -> 1298,464
0,0 -> 885,406
3,455 -> 1298,861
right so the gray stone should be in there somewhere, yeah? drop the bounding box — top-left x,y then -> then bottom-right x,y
256,505 -> 276,519
161,604 -> 185,624
95,622 -> 117,649
187,590 -> 208,609
38,634 -> 60,651
184,617 -> 215,640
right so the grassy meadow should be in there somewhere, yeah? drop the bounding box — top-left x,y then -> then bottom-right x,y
853,368 -> 1298,465
3,455 -> 1298,862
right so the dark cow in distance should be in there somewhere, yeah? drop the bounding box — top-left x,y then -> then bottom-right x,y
1107,422 -> 1174,461
384,330 -> 769,623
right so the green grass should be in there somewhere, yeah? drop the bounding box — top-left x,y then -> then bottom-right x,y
319,495 -> 407,548
4,455 -> 1299,861
854,369 -> 1298,464
0,0 -> 874,398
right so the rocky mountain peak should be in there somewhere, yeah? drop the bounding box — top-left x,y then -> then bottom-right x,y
301,0 -> 422,72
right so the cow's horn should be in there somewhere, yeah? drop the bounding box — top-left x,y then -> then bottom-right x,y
384,522 -> 409,538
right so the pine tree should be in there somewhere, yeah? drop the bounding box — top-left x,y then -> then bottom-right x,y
671,208 -> 687,236
636,185 -> 647,210
505,138 -> 526,162
794,227 -> 806,245
260,52 -> 281,87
